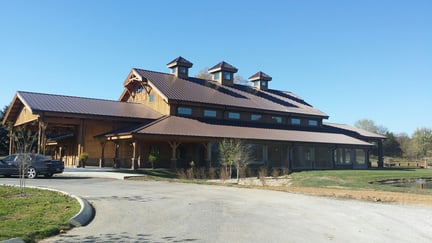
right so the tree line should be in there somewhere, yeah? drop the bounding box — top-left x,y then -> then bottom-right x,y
355,119 -> 432,159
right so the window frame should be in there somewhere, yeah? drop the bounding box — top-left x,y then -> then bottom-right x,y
203,109 -> 217,118
177,107 -> 192,116
228,112 -> 240,120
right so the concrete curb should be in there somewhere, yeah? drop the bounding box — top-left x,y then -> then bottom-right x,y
1,184 -> 95,227
61,171 -> 145,180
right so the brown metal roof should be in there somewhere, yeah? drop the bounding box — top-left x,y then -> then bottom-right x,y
127,116 -> 372,146
208,61 -> 238,73
324,123 -> 386,139
248,71 -> 272,81
133,69 -> 328,117
166,56 -> 193,68
4,91 -> 162,123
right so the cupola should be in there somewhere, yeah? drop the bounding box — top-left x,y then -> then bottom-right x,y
166,56 -> 193,79
208,61 -> 238,86
248,71 -> 272,91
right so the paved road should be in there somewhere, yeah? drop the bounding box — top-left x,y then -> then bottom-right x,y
2,176 -> 432,242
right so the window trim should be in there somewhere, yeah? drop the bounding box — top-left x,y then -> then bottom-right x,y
178,107 -> 192,116
228,112 -> 240,120
204,109 -> 217,118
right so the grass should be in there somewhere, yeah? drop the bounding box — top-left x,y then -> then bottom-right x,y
122,167 -> 432,194
289,168 -> 432,194
0,186 -> 80,243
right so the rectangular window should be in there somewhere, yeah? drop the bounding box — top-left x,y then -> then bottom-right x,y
213,72 -> 220,80
179,66 -> 187,74
308,120 -> 318,126
251,114 -> 262,121
149,94 -> 155,103
204,109 -> 217,117
228,112 -> 240,119
178,107 -> 192,116
223,71 -> 231,80
171,67 -> 176,74
272,116 -> 282,123
291,118 -> 301,125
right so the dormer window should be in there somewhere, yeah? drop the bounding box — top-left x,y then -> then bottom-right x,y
166,56 -> 193,79
248,71 -> 272,91
213,72 -> 220,80
223,72 -> 232,80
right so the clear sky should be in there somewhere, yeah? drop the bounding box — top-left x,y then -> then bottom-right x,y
1,0 -> 431,136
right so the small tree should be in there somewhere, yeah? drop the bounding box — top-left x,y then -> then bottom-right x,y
219,139 -> 252,182
9,124 -> 37,195
148,145 -> 160,169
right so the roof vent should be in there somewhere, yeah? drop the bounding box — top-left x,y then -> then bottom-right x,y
208,61 -> 238,86
167,56 -> 193,79
248,71 -> 272,91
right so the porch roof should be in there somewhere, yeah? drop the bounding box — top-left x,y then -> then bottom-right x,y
104,116 -> 373,147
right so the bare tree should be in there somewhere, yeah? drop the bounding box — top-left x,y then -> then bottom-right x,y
8,124 -> 38,195
219,139 -> 252,182
195,67 -> 212,80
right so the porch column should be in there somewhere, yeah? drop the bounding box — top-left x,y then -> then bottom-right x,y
203,142 -> 212,167
365,149 -> 370,168
377,139 -> 384,168
113,142 -> 120,168
99,141 -> 106,168
131,140 -> 139,170
37,120 -> 48,155
263,145 -> 269,166
168,141 -> 181,169
77,119 -> 85,167
9,128 -> 14,155
285,145 -> 291,169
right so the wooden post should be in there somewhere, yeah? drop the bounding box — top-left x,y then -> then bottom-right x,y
131,140 -> 139,170
203,142 -> 212,167
99,141 -> 106,168
77,119 -> 85,167
168,141 -> 181,169
377,139 -> 384,168
113,142 -> 120,168
9,128 -> 14,155
37,120 -> 48,155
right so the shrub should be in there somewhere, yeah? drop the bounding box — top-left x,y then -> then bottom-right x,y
281,167 -> 290,176
271,168 -> 280,178
258,167 -> 268,186
186,168 -> 195,179
177,169 -> 187,179
219,167 -> 229,181
208,167 -> 217,179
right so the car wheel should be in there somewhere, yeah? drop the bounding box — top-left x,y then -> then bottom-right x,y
27,167 -> 37,179
45,173 -> 53,178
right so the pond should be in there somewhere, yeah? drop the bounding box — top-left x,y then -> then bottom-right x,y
371,178 -> 432,190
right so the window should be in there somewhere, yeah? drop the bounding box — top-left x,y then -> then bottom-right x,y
228,112 -> 240,119
223,72 -> 231,80
178,107 -> 192,115
204,109 -> 217,118
171,67 -> 177,74
179,66 -> 187,74
291,118 -> 301,125
137,87 -> 144,93
272,116 -> 282,123
262,81 -> 267,87
251,114 -> 262,121
308,120 -> 318,126
149,94 -> 155,103
213,72 -> 220,80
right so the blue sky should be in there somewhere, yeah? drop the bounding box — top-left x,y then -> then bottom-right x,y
1,0 -> 431,136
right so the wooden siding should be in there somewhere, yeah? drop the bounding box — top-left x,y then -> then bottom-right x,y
14,106 -> 38,126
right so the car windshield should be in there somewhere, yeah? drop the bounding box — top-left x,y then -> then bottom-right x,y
35,154 -> 51,161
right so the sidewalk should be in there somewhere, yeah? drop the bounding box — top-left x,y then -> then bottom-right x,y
61,166 -> 146,180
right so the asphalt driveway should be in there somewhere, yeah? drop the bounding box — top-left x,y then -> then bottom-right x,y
2,176 -> 432,242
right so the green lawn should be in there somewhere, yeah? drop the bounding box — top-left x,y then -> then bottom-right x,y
0,186 -> 80,243
289,169 -> 432,194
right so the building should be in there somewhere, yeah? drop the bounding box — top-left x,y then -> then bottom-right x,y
2,56 -> 385,170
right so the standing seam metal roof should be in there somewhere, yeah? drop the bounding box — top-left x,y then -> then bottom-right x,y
15,91 -> 162,120
130,116 -> 372,146
133,69 -> 328,117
